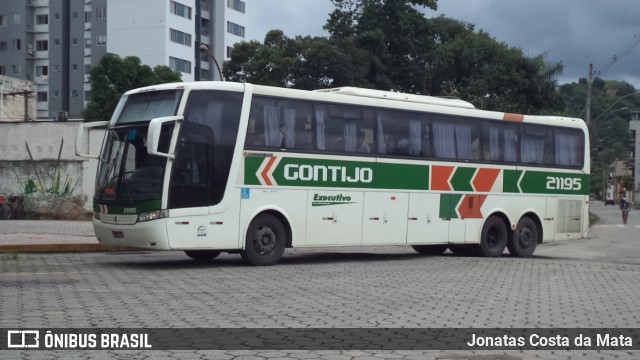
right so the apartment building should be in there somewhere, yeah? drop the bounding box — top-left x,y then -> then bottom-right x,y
0,0 -> 246,119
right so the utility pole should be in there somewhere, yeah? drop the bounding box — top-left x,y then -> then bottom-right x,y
586,63 -> 593,124
23,90 -> 30,122
5,90 -> 34,122
0,81 -> 3,122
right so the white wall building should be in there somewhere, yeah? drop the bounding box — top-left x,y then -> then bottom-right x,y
0,0 -> 247,118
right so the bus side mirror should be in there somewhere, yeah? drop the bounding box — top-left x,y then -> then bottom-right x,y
148,116 -> 183,159
75,121 -> 109,159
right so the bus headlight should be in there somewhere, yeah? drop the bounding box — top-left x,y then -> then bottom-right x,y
137,210 -> 169,223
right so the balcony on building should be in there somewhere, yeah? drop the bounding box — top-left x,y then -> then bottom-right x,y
201,0 -> 210,19
26,0 -> 46,7
35,75 -> 49,84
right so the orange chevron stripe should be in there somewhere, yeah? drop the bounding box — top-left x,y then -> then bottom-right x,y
431,165 -> 455,191
458,195 -> 487,219
261,156 -> 277,186
473,168 -> 501,192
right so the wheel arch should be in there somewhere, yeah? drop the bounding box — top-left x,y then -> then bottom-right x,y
243,207 -> 293,249
484,211 -> 513,245
519,211 -> 544,244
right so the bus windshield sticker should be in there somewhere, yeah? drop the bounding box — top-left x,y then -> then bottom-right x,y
128,128 -> 137,140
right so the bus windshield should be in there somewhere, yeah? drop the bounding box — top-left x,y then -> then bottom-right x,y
94,125 -> 172,205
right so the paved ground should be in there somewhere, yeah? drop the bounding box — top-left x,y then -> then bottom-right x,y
0,202 -> 638,359
0,220 -> 126,252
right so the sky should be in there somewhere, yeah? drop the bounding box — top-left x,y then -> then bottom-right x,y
246,0 -> 640,87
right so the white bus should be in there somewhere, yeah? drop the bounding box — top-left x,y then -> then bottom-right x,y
77,81 -> 590,265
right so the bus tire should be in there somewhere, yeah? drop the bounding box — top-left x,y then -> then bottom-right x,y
241,213 -> 286,266
508,217 -> 538,258
478,216 -> 507,257
411,244 -> 448,255
184,250 -> 221,262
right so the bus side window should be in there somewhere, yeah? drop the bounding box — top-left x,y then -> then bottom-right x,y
247,97 -> 314,151
521,124 -> 553,165
281,100 -> 313,151
456,120 -> 480,161
420,120 -> 431,158
432,118 -> 456,159
554,128 -> 583,167
482,121 -> 519,163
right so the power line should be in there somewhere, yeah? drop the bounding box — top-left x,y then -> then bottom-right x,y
595,31 -> 640,76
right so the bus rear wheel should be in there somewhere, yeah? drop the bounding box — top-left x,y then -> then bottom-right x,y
241,214 -> 286,266
184,250 -> 221,262
508,217 -> 538,258
411,244 -> 448,255
478,216 -> 507,257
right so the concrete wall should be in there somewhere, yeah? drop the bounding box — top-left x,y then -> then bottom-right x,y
0,121 -> 104,213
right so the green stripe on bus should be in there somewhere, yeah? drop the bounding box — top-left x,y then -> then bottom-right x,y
504,170 -> 590,195
244,156 -> 264,185
450,167 -> 476,191
245,156 -> 430,190
373,162 -> 430,190
245,155 -> 589,195
503,170 -> 523,193
440,194 -> 463,219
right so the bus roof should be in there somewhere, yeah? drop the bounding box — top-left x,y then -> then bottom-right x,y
124,81 -> 586,131
314,87 -> 476,109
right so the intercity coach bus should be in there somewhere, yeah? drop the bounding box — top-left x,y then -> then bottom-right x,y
76,81 -> 589,265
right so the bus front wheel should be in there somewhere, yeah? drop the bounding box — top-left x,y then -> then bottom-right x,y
184,250 -> 221,262
241,214 -> 286,266
478,216 -> 507,257
508,217 -> 538,258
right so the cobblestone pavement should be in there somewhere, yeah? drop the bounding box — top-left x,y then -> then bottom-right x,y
0,220 -> 94,236
0,203 -> 638,359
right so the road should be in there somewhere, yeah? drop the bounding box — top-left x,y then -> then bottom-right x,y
0,201 -> 638,359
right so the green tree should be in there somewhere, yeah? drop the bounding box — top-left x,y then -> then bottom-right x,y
223,30 -> 370,90
558,79 -> 640,197
325,0 -> 437,92
224,0 -> 564,114
83,53 -> 181,122
223,30 -> 294,87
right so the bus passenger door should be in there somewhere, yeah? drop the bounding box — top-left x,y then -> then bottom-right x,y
407,193 -> 449,244
306,191 -> 363,245
362,192 -> 409,244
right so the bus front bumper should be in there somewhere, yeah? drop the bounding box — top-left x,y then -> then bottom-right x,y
93,218 -> 171,250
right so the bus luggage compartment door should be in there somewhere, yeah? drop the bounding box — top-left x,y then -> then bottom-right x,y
306,191 -> 363,246
362,192 -> 409,245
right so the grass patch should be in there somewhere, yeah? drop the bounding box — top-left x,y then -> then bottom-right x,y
1,253 -> 20,261
589,211 -> 599,226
